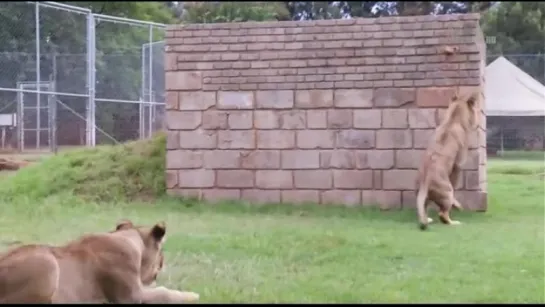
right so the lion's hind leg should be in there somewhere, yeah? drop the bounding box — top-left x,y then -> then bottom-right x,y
448,164 -> 464,211
435,191 -> 463,226
0,252 -> 59,303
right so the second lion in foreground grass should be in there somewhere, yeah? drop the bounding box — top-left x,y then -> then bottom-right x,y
0,220 -> 199,303
416,90 -> 481,231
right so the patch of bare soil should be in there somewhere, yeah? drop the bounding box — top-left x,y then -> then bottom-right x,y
0,158 -> 31,171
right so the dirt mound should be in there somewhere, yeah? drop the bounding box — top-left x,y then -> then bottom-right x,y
0,158 -> 31,171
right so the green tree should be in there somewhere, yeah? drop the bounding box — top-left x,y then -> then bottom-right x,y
480,2 -> 545,84
284,1 -> 495,20
181,2 -> 291,23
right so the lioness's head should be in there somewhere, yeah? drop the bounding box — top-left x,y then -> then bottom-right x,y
450,90 -> 480,130
115,219 -> 167,286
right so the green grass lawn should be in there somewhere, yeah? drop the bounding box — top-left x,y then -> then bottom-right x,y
0,136 -> 543,303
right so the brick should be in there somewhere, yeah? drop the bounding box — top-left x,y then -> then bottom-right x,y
241,150 -> 280,169
373,88 -> 415,108
413,129 -> 435,149
454,191 -> 487,211
401,190 -> 416,209
333,170 -> 373,189
408,109 -> 437,128
218,130 -> 255,149
462,149 -> 479,170
228,111 -> 253,129
336,130 -> 375,149
274,111 -> 304,129
306,110 -> 327,128
319,150 -> 394,170
282,190 -> 320,204
217,170 -> 254,188
382,170 -> 418,190
166,131 -> 179,149
382,109 -> 408,128
166,92 -> 178,110
478,165 -> 487,192
179,130 -> 217,149
478,147 -> 487,166
257,131 -> 295,149
367,150 -> 395,169
256,90 -> 294,109
165,52 -> 177,71
281,150 -> 320,169
395,150 -> 425,169
241,190 -> 281,203
353,110 -> 382,129
256,170 -> 293,189
179,91 -> 216,110
296,130 -> 335,149
166,170 -> 177,189
416,87 -> 456,108
334,89 -> 373,108
320,150 -> 367,169
167,150 -> 203,169
202,189 -> 241,202
295,90 -> 334,108
254,111 -> 279,129
373,170 -> 382,189
202,110 -> 228,130
167,111 -> 201,130
327,110 -> 353,129
166,71 -> 202,90
376,130 -> 412,149
178,169 -> 215,188
361,190 -> 402,210
203,150 -> 243,169
294,170 -> 332,189
321,190 -> 361,206
217,91 -> 254,109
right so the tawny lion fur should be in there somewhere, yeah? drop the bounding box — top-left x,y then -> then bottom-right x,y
0,220 -> 200,303
416,90 -> 480,231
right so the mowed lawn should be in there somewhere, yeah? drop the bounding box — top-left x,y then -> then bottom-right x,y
0,158 -> 543,303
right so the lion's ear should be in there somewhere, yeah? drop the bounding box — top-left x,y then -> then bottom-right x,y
466,92 -> 479,109
115,219 -> 134,231
151,222 -> 166,241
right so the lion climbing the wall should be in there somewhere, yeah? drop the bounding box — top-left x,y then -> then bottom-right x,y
415,90 -> 481,231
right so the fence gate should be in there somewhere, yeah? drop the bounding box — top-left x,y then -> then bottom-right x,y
16,81 -> 56,152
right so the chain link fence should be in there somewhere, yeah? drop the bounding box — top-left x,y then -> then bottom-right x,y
0,1 -> 166,153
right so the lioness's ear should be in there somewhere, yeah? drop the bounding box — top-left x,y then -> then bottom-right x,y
115,219 -> 134,231
466,92 -> 479,109
151,222 -> 166,241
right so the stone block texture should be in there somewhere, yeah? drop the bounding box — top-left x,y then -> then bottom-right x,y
165,13 -> 488,211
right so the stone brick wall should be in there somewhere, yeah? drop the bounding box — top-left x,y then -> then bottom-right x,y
164,13 -> 488,211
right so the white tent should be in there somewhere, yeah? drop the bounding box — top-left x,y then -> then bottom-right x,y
485,56 -> 545,116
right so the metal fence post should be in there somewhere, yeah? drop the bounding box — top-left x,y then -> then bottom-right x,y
86,12 -> 96,147
148,24 -> 153,139
35,2 -> 41,150
139,42 -> 145,140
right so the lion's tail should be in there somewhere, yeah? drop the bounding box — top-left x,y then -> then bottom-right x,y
416,179 -> 429,231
